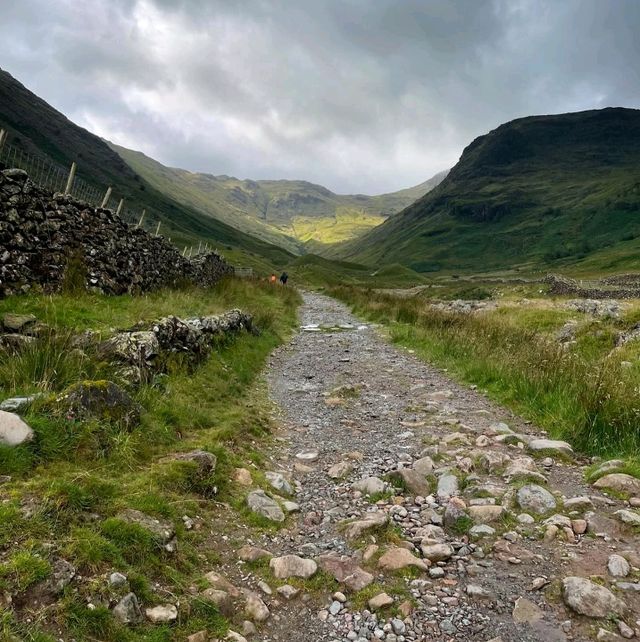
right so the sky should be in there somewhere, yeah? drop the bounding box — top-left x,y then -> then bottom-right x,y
1,0 -> 640,194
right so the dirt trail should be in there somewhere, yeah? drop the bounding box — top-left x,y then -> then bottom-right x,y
230,292 -> 640,642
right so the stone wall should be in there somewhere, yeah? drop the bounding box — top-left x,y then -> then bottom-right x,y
0,168 -> 233,297
543,274 -> 640,300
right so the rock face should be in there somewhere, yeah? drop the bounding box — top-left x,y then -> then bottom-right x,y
561,576 -> 627,618
246,490 -> 285,522
0,168 -> 233,297
0,410 -> 34,446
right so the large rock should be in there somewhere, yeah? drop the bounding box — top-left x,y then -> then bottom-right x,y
316,553 -> 374,591
246,490 -> 285,522
243,591 -> 270,622
468,505 -> 505,523
614,509 -> 640,527
341,511 -> 388,539
413,456 -> 434,476
594,474 -> 640,496
561,576 -> 627,618
146,604 -> 178,623
527,439 -> 573,458
390,468 -> 430,496
437,474 -> 460,499
608,554 -> 631,578
113,593 -> 143,625
516,484 -> 557,515
377,547 -> 429,572
0,410 -> 34,446
162,450 -> 217,479
56,380 -> 141,426
269,555 -> 317,579
2,313 -> 36,332
265,471 -> 293,495
352,476 -> 386,495
421,543 -> 453,562
115,509 -> 175,547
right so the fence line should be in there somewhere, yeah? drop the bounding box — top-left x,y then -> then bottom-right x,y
0,129 -> 217,257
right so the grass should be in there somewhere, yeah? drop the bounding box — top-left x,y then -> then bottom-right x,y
330,285 -> 640,459
0,278 -> 301,640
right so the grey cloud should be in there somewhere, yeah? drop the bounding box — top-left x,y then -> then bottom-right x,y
1,0 -> 639,193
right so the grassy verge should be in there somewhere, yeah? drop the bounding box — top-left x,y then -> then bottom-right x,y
0,278 -> 300,641
330,285 -> 640,458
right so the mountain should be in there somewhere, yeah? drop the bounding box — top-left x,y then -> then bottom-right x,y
338,108 -> 640,274
112,143 -> 447,249
0,68 -> 294,268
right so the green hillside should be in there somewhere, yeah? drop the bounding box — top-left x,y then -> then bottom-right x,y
0,68 -> 294,268
338,108 -> 640,275
112,143 -> 446,250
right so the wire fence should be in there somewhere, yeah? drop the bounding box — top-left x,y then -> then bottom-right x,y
0,128 -> 229,260
0,129 -> 156,234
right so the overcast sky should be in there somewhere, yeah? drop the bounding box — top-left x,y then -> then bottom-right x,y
2,0 -> 639,193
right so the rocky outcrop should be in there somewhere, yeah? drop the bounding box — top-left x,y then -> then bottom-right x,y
0,168 -> 232,297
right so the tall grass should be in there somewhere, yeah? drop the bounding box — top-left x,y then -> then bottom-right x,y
331,285 -> 640,457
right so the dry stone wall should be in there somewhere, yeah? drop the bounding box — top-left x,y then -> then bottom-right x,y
0,168 -> 233,297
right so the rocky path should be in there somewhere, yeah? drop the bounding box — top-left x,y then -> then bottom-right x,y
220,292 -> 640,642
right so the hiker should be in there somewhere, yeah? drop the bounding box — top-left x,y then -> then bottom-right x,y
270,273 -> 277,284
279,271 -> 288,285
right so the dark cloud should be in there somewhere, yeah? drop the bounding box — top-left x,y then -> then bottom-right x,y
2,0 -> 639,192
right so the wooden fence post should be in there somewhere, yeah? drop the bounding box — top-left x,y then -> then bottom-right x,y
116,199 -> 124,216
155,221 -> 161,236
136,210 -> 146,228
0,129 -> 6,154
100,186 -> 112,208
64,162 -> 76,195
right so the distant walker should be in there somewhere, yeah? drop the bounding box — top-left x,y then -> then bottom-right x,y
279,271 -> 288,286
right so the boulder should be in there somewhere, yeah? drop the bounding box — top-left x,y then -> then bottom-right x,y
115,509 -> 175,547
594,474 -> 640,496
368,592 -> 394,610
527,439 -> 573,458
163,450 -> 217,477
377,547 -> 429,572
352,476 -> 386,495
316,553 -> 374,591
2,313 -> 36,332
56,380 -> 141,426
614,509 -> 640,527
468,505 -> 505,523
265,471 -> 293,495
413,456 -> 434,476
437,474 -> 459,499
421,543 -> 453,562
238,546 -> 272,562
516,484 -> 557,515
0,410 -> 34,446
561,576 -> 626,618
327,461 -> 353,479
243,591 -> 270,622
269,555 -> 317,579
341,511 -> 388,539
390,468 -> 430,496
145,604 -> 178,623
246,490 -> 285,522
608,554 -> 631,578
113,593 -> 143,625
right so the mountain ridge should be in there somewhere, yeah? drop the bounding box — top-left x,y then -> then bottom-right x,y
337,107 -> 640,274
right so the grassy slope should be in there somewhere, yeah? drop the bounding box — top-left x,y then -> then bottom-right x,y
332,285 -> 640,459
0,279 -> 301,641
113,143 -> 447,251
0,68 -> 293,269
338,108 -> 640,275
